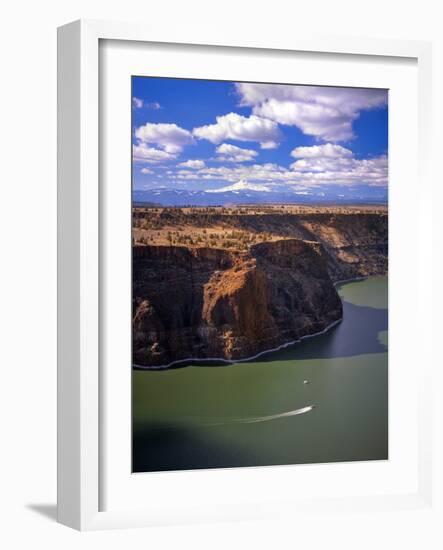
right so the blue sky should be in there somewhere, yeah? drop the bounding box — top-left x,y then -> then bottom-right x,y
132,77 -> 388,195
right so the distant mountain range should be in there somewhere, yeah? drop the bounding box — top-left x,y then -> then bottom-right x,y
133,184 -> 387,207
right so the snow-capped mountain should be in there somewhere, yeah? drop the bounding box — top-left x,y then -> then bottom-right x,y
205,180 -> 271,193
133,184 -> 387,207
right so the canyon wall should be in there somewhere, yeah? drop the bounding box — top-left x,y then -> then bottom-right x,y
133,239 -> 342,367
208,212 -> 388,282
132,212 -> 387,367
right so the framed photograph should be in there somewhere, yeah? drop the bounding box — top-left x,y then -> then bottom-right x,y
57,19 -> 433,530
130,76 -> 389,474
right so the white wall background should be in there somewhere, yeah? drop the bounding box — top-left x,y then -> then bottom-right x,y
0,1 -> 441,548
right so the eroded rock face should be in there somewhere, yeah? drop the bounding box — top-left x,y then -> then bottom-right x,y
218,212 -> 388,281
132,239 -> 343,367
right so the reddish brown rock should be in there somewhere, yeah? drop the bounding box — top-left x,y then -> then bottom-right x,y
132,239 -> 343,367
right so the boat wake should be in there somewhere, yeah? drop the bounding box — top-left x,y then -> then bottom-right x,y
199,405 -> 315,426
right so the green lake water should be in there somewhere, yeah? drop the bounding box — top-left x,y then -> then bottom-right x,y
133,276 -> 388,472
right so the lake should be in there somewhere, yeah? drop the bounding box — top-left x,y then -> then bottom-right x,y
133,276 -> 388,472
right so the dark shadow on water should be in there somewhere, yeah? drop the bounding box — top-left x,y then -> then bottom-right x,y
26,504 -> 57,522
255,301 -> 388,363
133,422 -> 255,472
132,419 -> 388,472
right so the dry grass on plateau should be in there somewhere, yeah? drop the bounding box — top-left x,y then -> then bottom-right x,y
132,204 -> 387,252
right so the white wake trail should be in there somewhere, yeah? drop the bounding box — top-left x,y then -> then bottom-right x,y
198,405 -> 315,427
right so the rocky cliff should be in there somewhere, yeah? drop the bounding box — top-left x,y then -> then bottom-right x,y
212,212 -> 388,282
133,239 -> 343,367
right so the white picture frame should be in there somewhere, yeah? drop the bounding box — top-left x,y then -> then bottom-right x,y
57,19 -> 434,531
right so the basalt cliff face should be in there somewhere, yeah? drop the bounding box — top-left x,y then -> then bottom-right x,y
194,212 -> 388,282
277,213 -> 388,282
133,239 -> 343,367
132,211 -> 388,367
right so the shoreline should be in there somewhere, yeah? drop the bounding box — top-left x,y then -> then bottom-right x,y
133,274 -> 383,371
333,275 -> 368,285
133,317 -> 343,371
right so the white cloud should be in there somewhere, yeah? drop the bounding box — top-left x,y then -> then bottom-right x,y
291,143 -> 353,159
215,143 -> 258,162
132,98 -> 161,109
140,167 -> 154,174
260,141 -> 279,150
132,143 -> 177,163
236,83 -> 387,142
135,122 -> 194,154
193,112 -> 281,149
178,159 -> 206,169
289,143 -> 387,186
168,142 -> 387,187
174,163 -> 295,185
